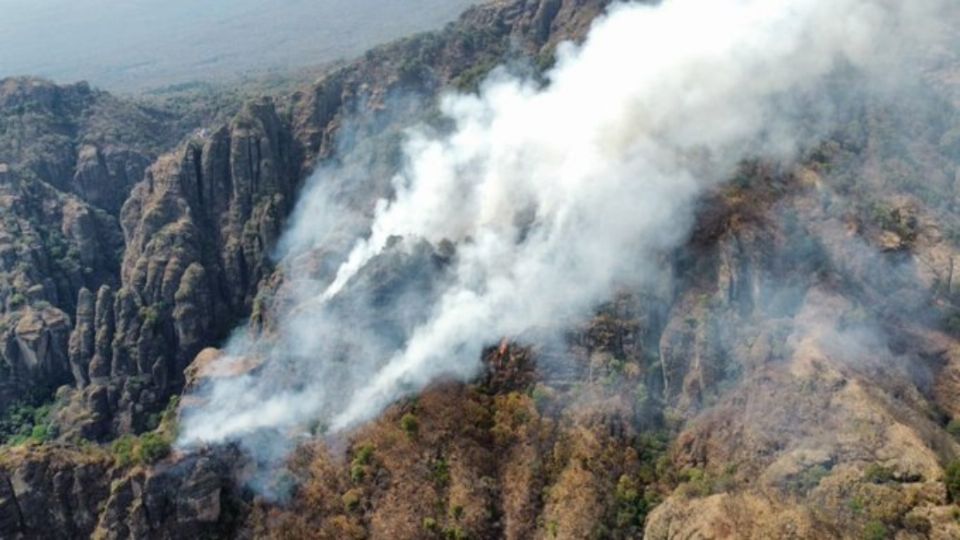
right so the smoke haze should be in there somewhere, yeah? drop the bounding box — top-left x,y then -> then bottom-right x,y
177,0 -> 951,458
0,0 -> 475,91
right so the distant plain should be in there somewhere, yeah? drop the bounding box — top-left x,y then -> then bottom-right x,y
0,0 -> 476,92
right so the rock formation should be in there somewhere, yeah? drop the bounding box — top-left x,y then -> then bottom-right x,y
2,0 -> 960,538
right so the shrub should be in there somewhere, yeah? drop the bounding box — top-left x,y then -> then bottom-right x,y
530,384 -> 553,411
151,394 -> 181,439
903,513 -> 931,533
111,435 -> 137,467
400,413 -> 419,437
947,419 -> 960,438
536,48 -> 557,73
491,392 -> 533,445
341,488 -> 362,512
432,458 -> 450,487
677,468 -> 707,497
944,312 -> 960,337
655,455 -> 674,483
349,442 -> 375,483
615,475 -> 640,505
111,431 -> 171,467
29,424 -> 50,442
350,463 -> 366,483
137,432 -> 171,464
8,293 -> 26,309
0,400 -> 55,446
145,413 -> 162,431
677,466 -> 731,498
442,526 -> 466,540
863,464 -> 895,484
423,517 -> 438,532
614,475 -> 651,529
139,305 -> 160,328
785,464 -> 830,494
945,460 -> 960,502
847,496 -> 865,515
863,520 -> 888,540
453,58 -> 498,92
353,443 -> 375,466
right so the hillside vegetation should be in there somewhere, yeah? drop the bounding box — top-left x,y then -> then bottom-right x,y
0,1 -> 959,539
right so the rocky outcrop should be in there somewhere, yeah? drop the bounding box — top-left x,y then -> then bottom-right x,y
0,446 -> 113,539
72,145 -> 154,217
0,168 -> 123,410
641,151 -> 960,537
92,453 -> 246,540
0,446 -> 245,540
0,170 -> 123,313
0,79 -> 224,412
9,308 -> 72,393
60,0 -> 616,441
9,1 -> 960,538
60,98 -> 299,438
250,71 -> 960,538
0,77 -> 191,215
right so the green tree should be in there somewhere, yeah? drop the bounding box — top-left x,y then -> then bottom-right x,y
945,460 -> 960,502
400,413 -> 419,436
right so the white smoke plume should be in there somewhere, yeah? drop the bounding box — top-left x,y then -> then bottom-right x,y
178,0 -> 950,448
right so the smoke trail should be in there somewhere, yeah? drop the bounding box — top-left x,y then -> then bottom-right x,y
178,0 -> 949,448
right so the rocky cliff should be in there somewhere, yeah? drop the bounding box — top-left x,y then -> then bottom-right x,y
56,0 -> 617,443
0,167 -> 123,411
1,1 -> 619,538
2,0 -> 960,539
0,77 -> 194,215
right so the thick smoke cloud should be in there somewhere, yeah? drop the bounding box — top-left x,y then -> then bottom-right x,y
178,0 -> 950,451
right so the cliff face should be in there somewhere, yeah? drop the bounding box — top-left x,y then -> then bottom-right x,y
0,2 -> 618,538
0,445 -> 245,540
57,0 -> 615,442
0,75 -> 207,419
2,0 -> 960,539
239,104 -> 960,539
57,98 -> 300,440
0,77 -> 189,215
0,167 -> 123,411
633,82 -> 960,538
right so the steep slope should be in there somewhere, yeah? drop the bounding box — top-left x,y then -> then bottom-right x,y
0,166 -> 123,414
644,93 -> 960,538
218,95 -> 960,539
186,6 -> 960,539
0,1 -> 618,539
3,1 -> 960,539
0,77 -> 194,214
0,77 -> 243,446
59,0 -> 614,441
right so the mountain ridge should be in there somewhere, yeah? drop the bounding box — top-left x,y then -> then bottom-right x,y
2,0 -> 960,538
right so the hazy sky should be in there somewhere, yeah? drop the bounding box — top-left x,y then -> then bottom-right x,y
0,0 -> 475,91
